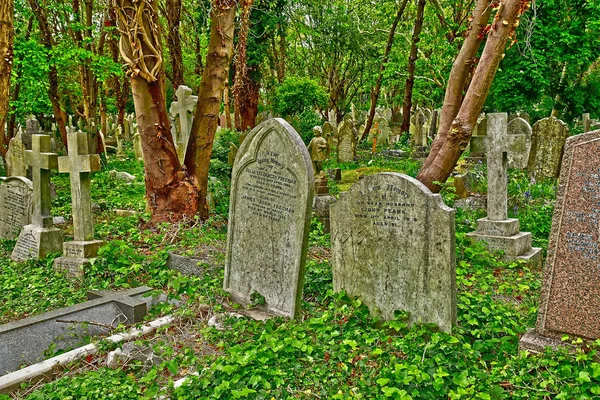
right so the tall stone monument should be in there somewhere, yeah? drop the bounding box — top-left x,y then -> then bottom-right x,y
466,114 -> 542,266
520,129 -> 600,352
0,177 -> 33,240
53,130 -> 103,276
169,85 -> 198,164
330,173 -> 456,333
527,117 -> 569,181
224,118 -> 314,318
11,134 -> 63,261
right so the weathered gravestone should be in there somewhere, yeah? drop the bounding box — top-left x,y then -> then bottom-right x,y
133,132 -> 143,162
527,117 -> 569,181
337,119 -> 356,163
5,129 -> 27,177
507,117 -> 532,169
468,114 -> 487,162
0,177 -> 33,240
224,118 -> 314,318
23,117 -> 43,150
11,134 -> 63,261
330,173 -> 456,333
467,114 -> 542,266
53,130 -> 103,276
169,85 -> 198,163
520,129 -> 600,353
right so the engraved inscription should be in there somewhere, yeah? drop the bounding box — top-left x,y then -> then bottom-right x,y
12,231 -> 38,261
353,184 -> 416,228
0,182 -> 32,239
238,151 -> 298,222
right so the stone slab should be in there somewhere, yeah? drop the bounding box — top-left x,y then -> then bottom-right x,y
0,286 -> 160,375
525,130 -> 600,349
0,177 -> 33,240
331,173 -> 456,332
224,118 -> 314,319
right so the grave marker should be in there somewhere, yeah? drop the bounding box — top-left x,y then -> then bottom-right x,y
5,129 -> 27,177
53,130 -> 103,276
467,114 -> 542,265
169,85 -> 198,163
507,117 -> 532,169
0,177 -> 33,240
520,129 -> 600,352
224,119 -> 314,318
11,134 -> 63,261
337,119 -> 356,163
331,173 -> 456,332
527,117 -> 569,181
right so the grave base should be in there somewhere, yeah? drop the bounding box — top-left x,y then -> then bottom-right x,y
467,218 -> 543,267
519,329 -> 570,354
11,224 -> 63,262
53,240 -> 104,277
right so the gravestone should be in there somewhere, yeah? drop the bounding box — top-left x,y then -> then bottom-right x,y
377,118 -> 390,145
23,117 -> 42,150
467,114 -> 542,266
337,120 -> 356,163
323,121 -> 335,152
133,133 -> 143,161
11,134 -> 63,261
0,177 -> 33,240
507,117 -> 532,169
227,142 -> 238,167
224,119 -> 314,319
520,129 -> 600,353
115,126 -> 125,158
331,173 -> 456,333
169,85 -> 198,163
5,129 -> 27,177
53,130 -> 103,277
583,113 -> 591,133
469,114 -> 487,161
527,117 -> 569,181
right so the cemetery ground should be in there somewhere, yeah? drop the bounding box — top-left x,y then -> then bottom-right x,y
1,133 -> 597,400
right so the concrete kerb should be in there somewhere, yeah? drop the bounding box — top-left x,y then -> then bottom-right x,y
0,316 -> 174,394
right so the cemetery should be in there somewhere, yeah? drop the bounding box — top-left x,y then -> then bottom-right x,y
1,0 -> 600,398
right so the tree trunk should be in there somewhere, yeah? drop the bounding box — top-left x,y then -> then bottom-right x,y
164,0 -> 184,91
27,0 -> 68,149
115,0 -> 198,221
361,0 -> 409,142
224,79 -> 232,129
233,0 -> 254,131
0,0 -> 14,157
421,0 -> 493,170
185,1 -> 237,221
400,0 -> 426,134
417,0 -> 529,192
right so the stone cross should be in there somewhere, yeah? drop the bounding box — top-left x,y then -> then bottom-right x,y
58,130 -> 101,241
26,134 -> 59,228
486,113 -> 526,220
169,85 -> 197,162
583,113 -> 591,133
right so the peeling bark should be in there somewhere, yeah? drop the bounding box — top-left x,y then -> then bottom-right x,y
0,0 -> 14,157
114,0 -> 198,221
185,1 -> 237,221
417,0 -> 530,192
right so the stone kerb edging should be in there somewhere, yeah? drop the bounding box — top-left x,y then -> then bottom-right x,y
0,316 -> 174,394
